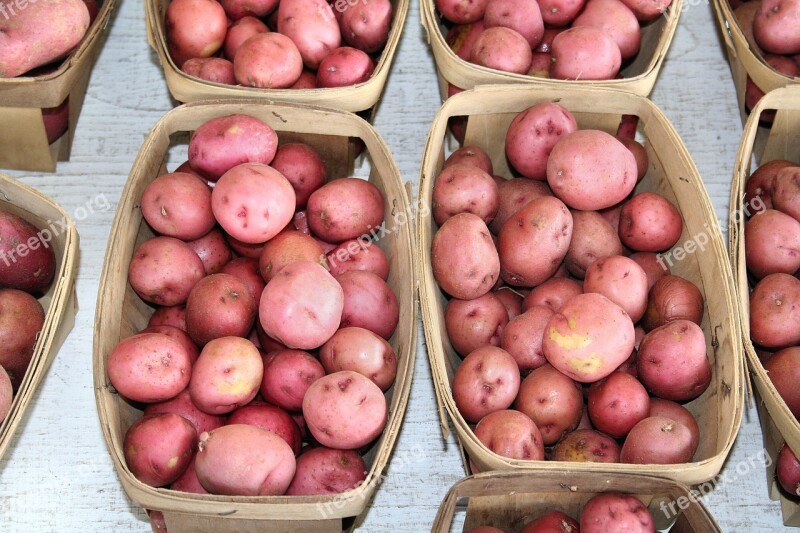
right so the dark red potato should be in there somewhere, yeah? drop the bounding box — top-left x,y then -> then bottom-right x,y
500,305 -> 553,375
0,210 -> 57,295
144,389 -> 225,437
744,159 -> 797,211
521,511 -> 580,533
641,275 -> 704,332
185,273 -> 257,346
269,143 -> 328,209
228,402 -> 303,455
777,443 -> 800,498
764,347 -> 800,417
260,349 -> 326,411
186,227 -> 233,275
621,416 -> 695,465
0,289 -> 44,390
286,447 -> 367,495
123,413 -> 197,487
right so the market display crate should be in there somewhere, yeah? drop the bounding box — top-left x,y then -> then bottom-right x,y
93,100 -> 416,532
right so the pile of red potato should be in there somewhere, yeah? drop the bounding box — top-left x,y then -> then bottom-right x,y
106,113 -> 400,498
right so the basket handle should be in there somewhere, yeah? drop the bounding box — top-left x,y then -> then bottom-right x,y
711,0 -> 737,59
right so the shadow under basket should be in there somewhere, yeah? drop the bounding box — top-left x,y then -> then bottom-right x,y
93,100 -> 417,532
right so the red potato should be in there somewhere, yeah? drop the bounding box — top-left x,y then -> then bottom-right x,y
764,347 -> 800,417
498,195 -> 573,287
642,274 -> 704,331
220,257 -> 266,302
443,145 -> 494,175
501,305 -> 554,374
339,0 -> 392,53
629,252 -> 670,290
745,57 -> 800,121
307,178 -> 384,244
270,143 -> 328,209
141,172 -> 214,241
446,21 -> 486,60
0,210 -> 57,295
588,371 -> 650,438
255,320 -> 289,352
258,230 -> 326,282
619,192 -> 683,252
0,289 -> 44,389
140,325 -> 200,365
515,363 -> 583,445
278,0 -> 341,69
189,336 -> 263,415
573,0 -> 641,60
564,210 -> 624,279
224,16 -> 270,60
446,292 -> 508,357
617,136 -> 649,182
453,346 -> 521,423
317,47 -> 375,87
123,413 -> 196,487
474,409 -> 545,461
186,227 -> 233,275
303,370 -> 388,449
234,32 -> 304,88
543,293 -> 635,383
144,389 -> 225,437
528,52 -> 552,77
337,270 -> 399,340
583,255 -> 649,323
432,163 -> 500,225
166,0 -> 227,67
551,27 -> 622,81
148,305 -> 187,331
228,402 -> 303,454
470,27 -> 533,75
42,98 -> 69,144
489,179 -> 552,234
196,424 -> 296,495
0,366 -> 11,423
745,159 -> 797,211
749,273 -> 800,349
777,444 -> 800,497
550,428 -> 621,463
537,0 -> 586,26
465,528 -> 506,533
734,1 -> 764,54
226,234 -> 266,259
188,115 -> 279,181
327,238 -> 390,280
170,454 -> 207,494
648,398 -> 700,456
618,0 -> 671,20
483,0 -> 544,48
211,163 -> 296,244
286,447 -> 367,495
521,511 -> 580,533
580,493 -> 655,533
547,130 -> 637,211
435,0 -> 489,23
181,57 -> 235,85
319,326 -> 397,391
522,277 -> 582,312
745,209 -> 800,278
621,416 -> 695,464
260,349 -> 325,411
185,273 -> 257,346
432,213 -> 500,300
772,166 -> 800,221
494,287 -> 524,320
220,0 -> 279,19
753,0 -> 800,55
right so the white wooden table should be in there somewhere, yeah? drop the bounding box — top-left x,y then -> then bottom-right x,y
0,0 -> 793,530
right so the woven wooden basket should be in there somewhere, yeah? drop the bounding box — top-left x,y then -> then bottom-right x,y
144,0 -> 408,114
0,174 -> 79,464
0,0 -> 116,172
432,470 -> 722,532
418,85 -> 744,486
93,100 -> 417,532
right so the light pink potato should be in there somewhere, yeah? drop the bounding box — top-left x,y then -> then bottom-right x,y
144,389 -> 225,437
542,292 -> 636,383
551,27 -> 622,80
189,336 -> 263,415
617,136 -> 649,182
432,163 -> 500,225
290,69 -> 319,89
196,423 -> 296,495
494,287 -> 524,320
128,236 -> 205,306
317,46 -> 375,87
220,0 -> 279,20
573,0 -> 641,60
498,196 -> 573,287
501,305 -> 554,375
777,443 -> 800,496
580,492 -> 655,533
618,192 -> 683,252
185,273 -> 257,346
522,277 -> 583,312
258,230 -> 326,282
648,398 -> 700,455
745,209 -> 800,278
260,261 -> 343,349
339,0 -> 392,53
446,21 -> 486,60
763,347 -> 800,417
139,325 -> 200,365
583,255 -> 649,323
444,145 -> 494,175
642,274 -> 704,331
320,326 -> 397,391
148,305 -> 187,331
212,163 -> 296,244
181,57 -> 236,85
521,511 -> 580,533
753,0 -> 800,55
618,0 -> 672,20
550,428 -> 621,463
336,270 -> 399,340
489,179 -> 552,235
474,409 -> 545,461
620,416 -> 694,464
286,447 -> 367,495
186,227 -> 233,275
598,203 -> 624,234
233,32 -> 304,88
278,0 -> 341,68
432,213 -> 500,300
0,289 -> 44,390
514,363 -> 583,445
565,210 -> 624,278
537,0 -> 586,26
587,371 -> 649,438
188,115 -> 279,181
228,402 -> 303,454
307,177 -> 384,243
745,159 -> 797,211
220,257 -> 266,302
141,172 -> 214,241
270,143 -> 328,209
446,292 -> 509,357
170,453 -> 207,493
772,166 -> 800,221
166,0 -> 228,67
435,0 -> 489,23
453,346 -> 520,423
470,27 -> 533,74
629,252 -> 670,291
546,130 -> 637,211
224,16 -> 269,60
260,349 -> 325,411
123,413 -> 196,487
0,365 -> 12,423
527,52 -> 552,78
303,370 -> 388,449
327,238 -> 390,280
483,0 -> 544,48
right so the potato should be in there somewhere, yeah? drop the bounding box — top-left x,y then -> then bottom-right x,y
543,293 -> 635,383
435,0 -> 488,23
498,196 -> 573,287
0,289 -> 44,390
0,0 -> 90,78
181,57 -> 235,85
522,277 -> 582,312
501,305 -> 553,375
223,16 -> 269,60
187,228 -> 233,275
0,210 -> 57,295
303,370 -> 388,449
289,69 -> 318,88
307,178 -> 384,244
617,136 -> 649,182
220,0 -> 279,19
470,27 -> 533,74
317,46 -> 375,87
547,130 -> 637,211
196,424 -> 296,495
551,27 -> 622,80
777,444 -> 800,497
583,255 -> 649,322
42,98 -> 70,144
327,238 -> 390,280
234,32 -> 304,88
474,409 -> 545,461
141,172 -> 214,241
618,0 -> 671,20
432,213 -> 500,300
170,454 -> 207,494
226,234 -> 266,259
445,292 -> 508,357
588,371 -> 649,438
745,57 -> 800,121
259,230 -> 326,282
514,363 -> 582,445
620,416 -> 694,464
260,349 -> 325,411
573,0 -> 641,60
772,166 -> 800,221
745,159 -> 797,211
278,0 -> 341,68
619,192 -> 683,252
185,273 -> 257,346
521,511 -> 580,533
189,336 -> 263,415
565,211 -> 624,278
432,163 -> 500,225
123,413 -> 196,487
489,179 -> 552,234
270,143 -> 328,209
286,447 -> 367,495
642,275 -> 704,331
339,0 -> 392,53
764,347 -> 800,417
220,257 -> 265,302
537,0 -> 586,26
189,115 -> 279,181
446,21 -> 485,60
494,287 -> 524,320
148,305 -> 187,331
166,0 -> 228,67
580,493 -> 655,533
453,346 -> 520,423
443,145 -> 494,175
745,209 -> 800,279
320,326 -> 397,391
629,252 -> 670,291
753,0 -> 800,55
648,398 -> 700,456
143,389 -> 224,436
483,0 -> 544,48
140,325 -> 200,365
228,402 -> 303,454
0,365 -> 11,423
337,270 -> 399,340
550,428 -> 621,463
